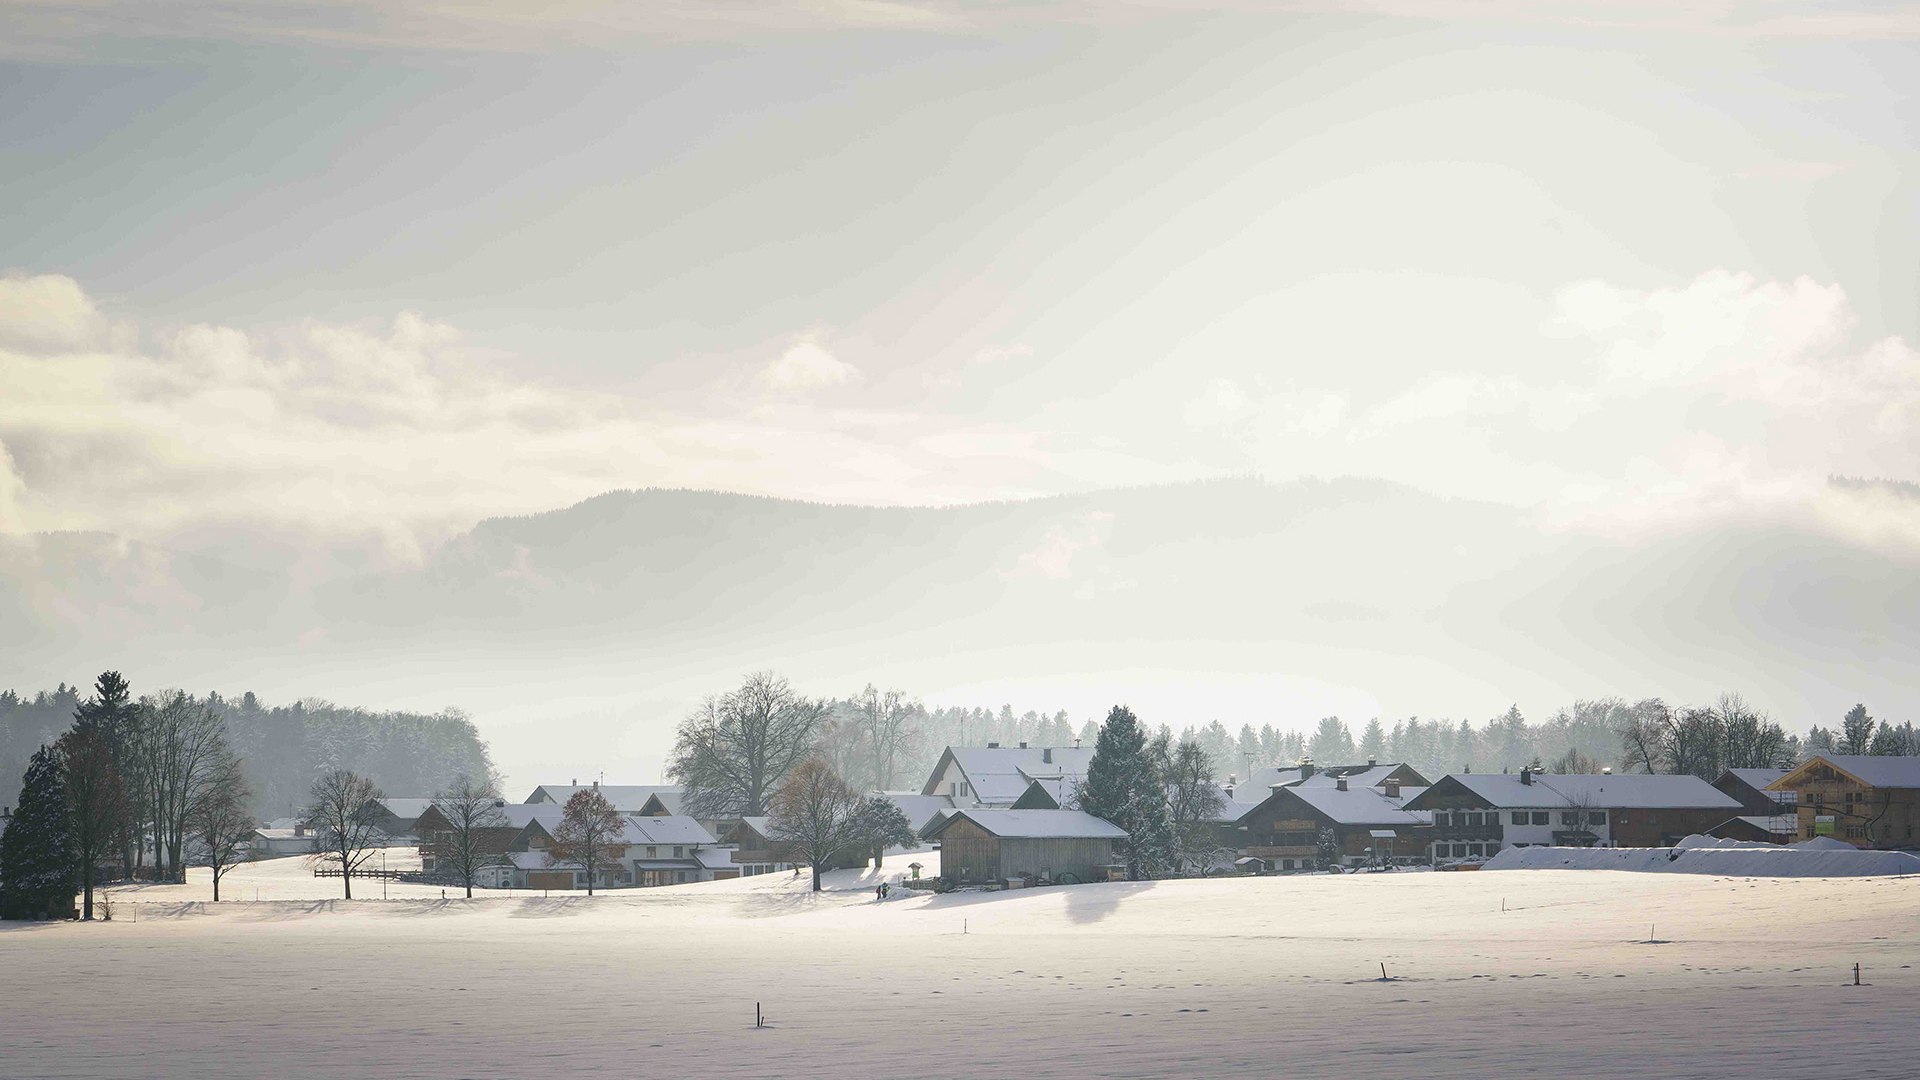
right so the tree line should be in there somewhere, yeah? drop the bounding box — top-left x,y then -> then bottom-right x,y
2,681 -> 494,819
0,671 -> 497,919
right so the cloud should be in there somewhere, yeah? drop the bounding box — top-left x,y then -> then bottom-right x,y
0,275 -> 1062,553
759,341 -> 860,394
0,272 -> 111,355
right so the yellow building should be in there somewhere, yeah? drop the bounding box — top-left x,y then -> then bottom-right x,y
1768,755 -> 1920,849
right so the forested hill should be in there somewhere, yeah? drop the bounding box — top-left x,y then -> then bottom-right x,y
0,686 -> 494,818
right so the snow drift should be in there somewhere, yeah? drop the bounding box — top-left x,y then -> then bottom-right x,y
1486,838 -> 1920,877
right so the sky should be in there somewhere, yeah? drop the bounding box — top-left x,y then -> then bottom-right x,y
2,1 -> 1918,783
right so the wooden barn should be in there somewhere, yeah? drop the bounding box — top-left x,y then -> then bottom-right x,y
924,809 -> 1126,886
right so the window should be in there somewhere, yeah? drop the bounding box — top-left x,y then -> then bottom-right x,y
1561,811 -> 1582,826
1511,811 -> 1528,825
674,846 -> 684,857
1588,811 -> 1607,826
646,846 -> 657,857
1433,812 -> 1451,827
1531,812 -> 1549,825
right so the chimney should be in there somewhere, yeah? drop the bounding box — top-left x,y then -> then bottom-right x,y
987,741 -> 1000,749
1520,766 -> 1533,786
1225,776 -> 1236,799
1073,737 -> 1082,749
572,777 -> 578,786
1336,778 -> 1349,792
1019,741 -> 1028,749
1384,781 -> 1401,798
1299,758 -> 1315,781
1042,748 -> 1053,764
1368,757 -> 1377,766
592,779 -> 600,789
494,799 -> 506,808
1601,766 -> 1613,775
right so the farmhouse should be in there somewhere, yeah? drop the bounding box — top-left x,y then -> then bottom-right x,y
924,809 -> 1126,887
412,802 -> 563,876
1216,760 -> 1429,830
1768,755 -> 1920,848
1404,768 -> 1741,861
360,798 -> 434,840
1232,774 -> 1431,870
920,744 -> 1094,807
728,817 -> 799,877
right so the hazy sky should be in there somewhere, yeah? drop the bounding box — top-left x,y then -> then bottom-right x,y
3,3 -> 1918,782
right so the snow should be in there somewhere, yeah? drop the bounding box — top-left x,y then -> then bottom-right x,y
1486,838 -> 1920,877
1440,772 -> 1741,810
1786,754 -> 1920,789
6,850 -> 1919,1078
928,808 -> 1129,838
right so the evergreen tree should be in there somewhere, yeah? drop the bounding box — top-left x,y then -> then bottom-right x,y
1079,706 -> 1174,880
1,746 -> 76,920
1358,718 -> 1386,762
1314,826 -> 1341,871
1840,704 -> 1875,755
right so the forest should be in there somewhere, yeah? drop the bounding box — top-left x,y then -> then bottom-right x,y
0,681 -> 494,819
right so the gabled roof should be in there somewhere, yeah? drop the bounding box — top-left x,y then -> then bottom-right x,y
924,808 -> 1127,840
1010,776 -> 1078,810
694,847 -> 736,870
524,784 -> 684,811
1283,784 -> 1432,827
637,790 -> 686,817
1408,773 -> 1740,811
373,798 -> 435,822
618,815 -> 715,847
921,745 -> 1095,805
1771,755 -> 1920,791
1720,768 -> 1789,794
1225,762 -> 1427,805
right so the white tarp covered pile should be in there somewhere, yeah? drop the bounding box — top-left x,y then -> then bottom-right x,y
1485,836 -> 1920,877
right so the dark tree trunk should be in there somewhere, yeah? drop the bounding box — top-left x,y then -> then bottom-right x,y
810,861 -> 822,892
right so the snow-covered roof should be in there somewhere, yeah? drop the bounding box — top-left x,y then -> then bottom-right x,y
374,798 -> 435,822
694,847 -> 736,870
1722,768 -> 1789,793
1284,784 -> 1432,826
873,792 -> 957,832
1225,762 -> 1418,804
1425,773 -> 1740,810
618,815 -> 715,846
927,808 -> 1127,840
1778,755 -> 1920,790
639,790 -> 686,816
524,784 -> 684,811
498,804 -> 566,830
925,746 -> 1096,805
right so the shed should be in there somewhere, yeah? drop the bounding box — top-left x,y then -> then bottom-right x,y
922,809 -> 1126,886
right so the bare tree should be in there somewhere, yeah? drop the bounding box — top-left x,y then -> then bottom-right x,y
669,673 -> 829,819
550,788 -> 626,895
431,774 -> 510,898
1163,740 -> 1227,876
769,758 -> 861,892
58,720 -> 125,920
856,685 -> 920,791
189,750 -> 253,902
1617,698 -> 1669,774
304,769 -> 383,900
135,692 -> 230,882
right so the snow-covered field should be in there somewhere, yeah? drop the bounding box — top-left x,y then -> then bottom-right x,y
5,854 -> 1917,1079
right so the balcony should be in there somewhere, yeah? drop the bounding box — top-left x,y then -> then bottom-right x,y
1427,824 -> 1500,841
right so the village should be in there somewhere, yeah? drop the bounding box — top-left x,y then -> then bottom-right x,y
174,743 -> 1920,895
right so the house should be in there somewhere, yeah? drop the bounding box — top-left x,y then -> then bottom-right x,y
1403,768 -> 1742,861
412,802 -> 564,876
360,798 -> 435,840
249,820 -> 318,857
1215,760 -> 1430,837
1713,769 -> 1797,817
920,743 -> 1095,808
1231,774 -> 1431,870
728,817 -> 800,876
1767,755 -> 1920,849
924,809 -> 1126,887
614,815 -> 719,887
